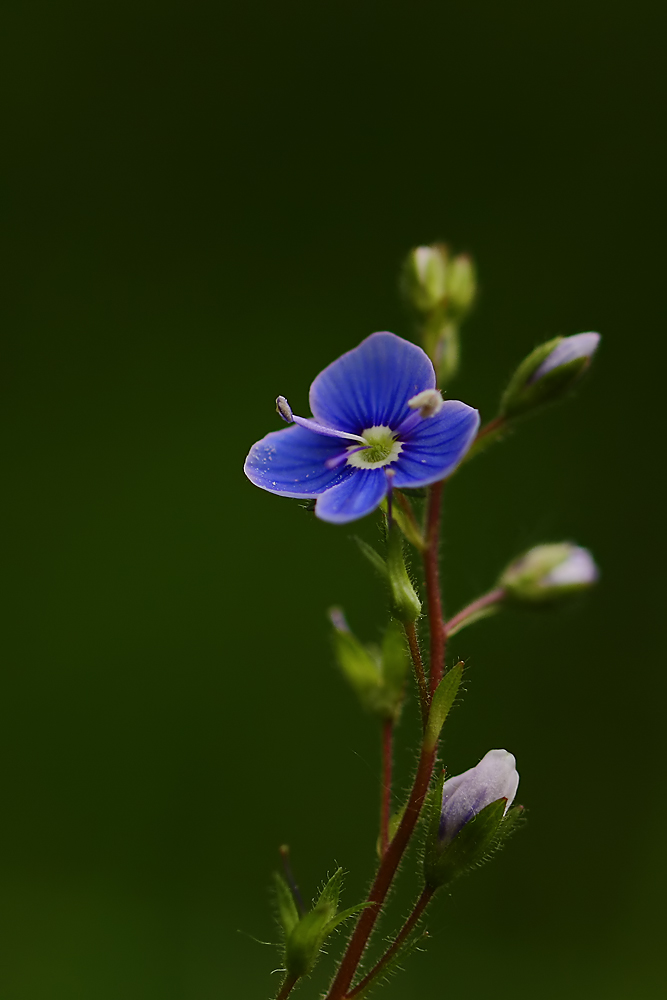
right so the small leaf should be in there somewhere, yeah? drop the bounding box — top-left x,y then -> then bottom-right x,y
273,872 -> 299,940
425,662 -> 464,748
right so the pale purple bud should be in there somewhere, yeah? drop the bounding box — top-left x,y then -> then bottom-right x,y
542,545 -> 599,587
439,749 -> 519,847
529,332 -> 600,383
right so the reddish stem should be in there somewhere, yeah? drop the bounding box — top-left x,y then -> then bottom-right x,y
475,414 -> 506,443
346,886 -> 435,998
275,975 -> 299,999
380,719 -> 393,857
445,587 -> 506,635
325,742 -> 439,1000
403,621 -> 429,727
423,480 -> 447,697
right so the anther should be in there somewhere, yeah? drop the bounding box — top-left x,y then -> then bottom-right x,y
408,389 -> 444,418
276,395 -> 294,423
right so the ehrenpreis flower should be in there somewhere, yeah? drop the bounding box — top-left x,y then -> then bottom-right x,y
244,332 -> 480,523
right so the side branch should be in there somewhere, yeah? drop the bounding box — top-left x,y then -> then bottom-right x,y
346,885 -> 435,998
325,741 -> 439,1000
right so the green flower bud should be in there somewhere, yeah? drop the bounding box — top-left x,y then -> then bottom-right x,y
446,253 -> 477,318
499,543 -> 599,604
500,332 -> 600,418
386,522 -> 421,623
401,244 -> 449,313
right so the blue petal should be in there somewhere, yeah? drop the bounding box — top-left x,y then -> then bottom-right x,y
309,332 -> 436,433
392,400 -> 480,489
314,468 -> 388,524
244,424 -> 353,498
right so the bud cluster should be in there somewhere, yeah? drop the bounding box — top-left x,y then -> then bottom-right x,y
401,243 -> 478,385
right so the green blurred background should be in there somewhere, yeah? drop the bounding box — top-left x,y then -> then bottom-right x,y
2,1 -> 665,997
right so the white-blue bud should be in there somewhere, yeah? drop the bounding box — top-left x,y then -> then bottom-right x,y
438,749 -> 519,847
499,543 -> 599,603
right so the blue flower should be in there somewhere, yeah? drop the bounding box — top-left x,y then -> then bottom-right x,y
244,332 -> 480,524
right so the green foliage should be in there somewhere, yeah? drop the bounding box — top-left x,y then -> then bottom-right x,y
277,867 -> 374,982
330,611 -> 409,721
385,523 -> 421,623
424,798 -> 525,890
425,662 -> 464,749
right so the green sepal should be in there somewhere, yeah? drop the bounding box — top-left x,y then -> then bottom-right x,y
354,537 -> 389,580
283,867 -> 375,980
424,798 -> 515,890
425,661 -> 464,749
330,613 -> 408,721
273,871 -> 300,940
386,522 -> 421,623
330,618 -> 383,712
381,498 -> 425,551
500,336 -> 592,418
380,619 -> 410,715
285,900 -> 337,978
316,866 -> 344,911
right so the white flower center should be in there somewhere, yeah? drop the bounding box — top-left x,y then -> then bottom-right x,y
346,426 -> 403,469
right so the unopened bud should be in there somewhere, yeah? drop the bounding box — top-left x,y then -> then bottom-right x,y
408,389 -> 444,418
499,543 -> 599,604
423,749 -> 522,889
401,244 -> 449,313
500,332 -> 600,419
446,253 -> 477,318
386,523 -> 421,623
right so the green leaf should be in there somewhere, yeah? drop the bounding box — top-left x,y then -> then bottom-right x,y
273,872 -> 299,940
425,662 -> 464,749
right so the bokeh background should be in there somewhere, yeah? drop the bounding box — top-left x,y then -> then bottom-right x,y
2,1 -> 665,997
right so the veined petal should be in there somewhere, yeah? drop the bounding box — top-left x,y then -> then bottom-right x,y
244,424 -> 353,498
309,332 -> 436,433
314,468 -> 388,524
391,400 -> 480,489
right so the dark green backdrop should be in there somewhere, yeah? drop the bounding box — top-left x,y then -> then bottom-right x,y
2,2 -> 665,997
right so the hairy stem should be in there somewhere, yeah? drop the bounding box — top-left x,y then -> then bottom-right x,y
275,975 -> 299,999
445,587 -> 506,636
423,480 -> 447,697
325,740 -> 439,1000
325,480 -> 447,1000
403,621 -> 428,728
346,886 -> 435,998
380,719 -> 393,857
